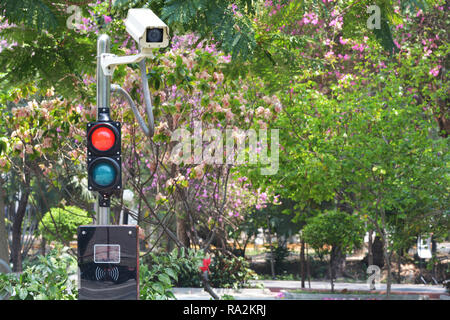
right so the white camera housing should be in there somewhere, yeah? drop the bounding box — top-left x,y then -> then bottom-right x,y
125,8 -> 170,50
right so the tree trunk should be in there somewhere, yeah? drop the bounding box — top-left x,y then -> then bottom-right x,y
306,245 -> 311,289
176,213 -> 190,248
11,189 -> 30,272
329,251 -> 335,293
381,232 -> 391,297
300,236 -> 306,288
175,188 -> 191,249
0,176 -> 10,273
334,247 -> 346,278
201,271 -> 219,300
165,233 -> 173,253
368,229 -> 373,266
384,251 -> 391,297
40,236 -> 46,256
435,95 -> 449,138
266,218 -> 275,279
175,189 -> 190,249
372,236 -> 384,268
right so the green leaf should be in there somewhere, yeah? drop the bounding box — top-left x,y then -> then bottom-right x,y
18,288 -> 28,300
36,293 -> 48,300
166,291 -> 176,299
151,282 -> 164,294
158,273 -> 172,286
0,0 -> 60,31
164,268 -> 178,281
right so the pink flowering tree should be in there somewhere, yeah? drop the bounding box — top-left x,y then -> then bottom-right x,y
0,1 -> 283,264
107,34 -> 281,252
0,90 -> 96,271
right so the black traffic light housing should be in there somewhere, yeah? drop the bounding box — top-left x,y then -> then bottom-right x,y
87,121 -> 122,206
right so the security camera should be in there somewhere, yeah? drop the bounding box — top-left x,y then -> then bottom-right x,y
125,8 -> 169,50
100,8 -> 169,76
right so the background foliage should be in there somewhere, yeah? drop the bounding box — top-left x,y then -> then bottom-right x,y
0,0 -> 448,299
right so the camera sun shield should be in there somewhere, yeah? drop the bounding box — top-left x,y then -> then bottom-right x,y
125,8 -> 169,49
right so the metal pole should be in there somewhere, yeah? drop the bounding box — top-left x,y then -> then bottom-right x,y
96,34 -> 111,225
97,34 -> 111,120
98,206 -> 110,225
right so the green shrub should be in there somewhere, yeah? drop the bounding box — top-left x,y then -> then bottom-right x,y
209,252 -> 257,289
141,248 -> 256,291
264,243 -> 291,274
175,248 -> 205,287
0,246 -> 77,300
140,247 -> 204,299
38,206 -> 92,244
159,249 -> 257,289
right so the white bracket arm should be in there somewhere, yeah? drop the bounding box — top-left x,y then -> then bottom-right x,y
100,51 -> 153,76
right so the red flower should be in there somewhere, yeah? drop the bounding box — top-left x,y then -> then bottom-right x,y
199,258 -> 211,273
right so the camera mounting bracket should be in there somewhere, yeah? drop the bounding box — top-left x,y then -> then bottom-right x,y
100,50 -> 153,76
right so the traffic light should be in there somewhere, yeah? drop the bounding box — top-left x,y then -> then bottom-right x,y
87,121 -> 121,205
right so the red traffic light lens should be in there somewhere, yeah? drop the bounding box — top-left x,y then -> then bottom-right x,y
91,127 -> 115,151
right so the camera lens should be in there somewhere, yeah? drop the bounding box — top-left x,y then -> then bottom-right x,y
146,28 -> 163,43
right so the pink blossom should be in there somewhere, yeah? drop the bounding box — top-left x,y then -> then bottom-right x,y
103,15 -> 112,24
325,51 -> 334,59
429,66 -> 441,77
231,4 -> 238,14
339,37 -> 348,45
221,54 -> 231,63
393,40 -> 400,49
352,44 -> 366,52
260,192 -> 268,202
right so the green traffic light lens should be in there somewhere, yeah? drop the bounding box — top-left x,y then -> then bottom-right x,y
92,162 -> 116,187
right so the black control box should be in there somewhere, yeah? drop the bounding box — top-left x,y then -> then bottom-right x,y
77,225 -> 139,300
